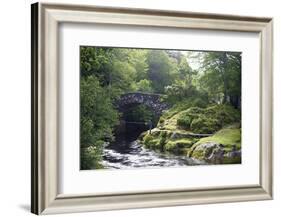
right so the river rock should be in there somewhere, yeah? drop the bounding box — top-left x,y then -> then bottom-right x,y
226,149 -> 241,158
190,142 -> 242,164
206,144 -> 225,164
189,142 -> 224,161
223,146 -> 241,164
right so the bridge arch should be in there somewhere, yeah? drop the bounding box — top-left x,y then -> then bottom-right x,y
117,92 -> 170,116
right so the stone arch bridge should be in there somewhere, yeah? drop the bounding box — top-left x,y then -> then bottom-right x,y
117,92 -> 170,115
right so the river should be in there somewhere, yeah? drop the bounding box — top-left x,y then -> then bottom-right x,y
102,125 -> 204,169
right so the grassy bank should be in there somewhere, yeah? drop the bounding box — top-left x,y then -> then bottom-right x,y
139,104 -> 241,164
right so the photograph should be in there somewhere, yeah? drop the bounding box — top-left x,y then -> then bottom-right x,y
29,2 -> 278,215
80,46 -> 242,170
30,3 -> 273,214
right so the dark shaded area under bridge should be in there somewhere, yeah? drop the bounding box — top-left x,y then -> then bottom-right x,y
115,92 -> 170,134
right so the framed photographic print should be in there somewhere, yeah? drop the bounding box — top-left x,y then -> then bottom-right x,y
31,2 -> 273,215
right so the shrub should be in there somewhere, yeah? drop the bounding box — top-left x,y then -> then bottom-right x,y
176,105 -> 240,134
176,107 -> 203,129
80,144 -> 103,170
190,116 -> 221,134
189,97 -> 208,108
161,98 -> 206,120
177,114 -> 192,129
204,104 -> 240,125
187,107 -> 204,115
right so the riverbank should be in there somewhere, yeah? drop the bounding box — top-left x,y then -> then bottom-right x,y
138,104 -> 241,164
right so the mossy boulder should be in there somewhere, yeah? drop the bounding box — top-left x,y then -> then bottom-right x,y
189,127 -> 241,164
140,129 -> 198,155
140,101 -> 241,164
164,139 -> 194,154
138,131 -> 148,140
189,142 -> 222,161
143,133 -> 160,149
196,128 -> 241,149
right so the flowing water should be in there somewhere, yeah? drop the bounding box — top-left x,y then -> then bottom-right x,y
102,125 -> 204,169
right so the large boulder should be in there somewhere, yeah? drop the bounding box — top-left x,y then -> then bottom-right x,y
189,142 -> 241,164
189,142 -> 223,161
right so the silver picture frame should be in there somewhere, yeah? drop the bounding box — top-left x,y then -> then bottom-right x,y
31,2 -> 273,215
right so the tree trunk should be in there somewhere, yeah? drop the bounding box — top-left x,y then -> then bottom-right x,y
230,95 -> 239,109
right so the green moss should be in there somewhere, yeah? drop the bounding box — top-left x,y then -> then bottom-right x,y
197,128 -> 241,149
174,139 -> 194,148
173,104 -> 241,134
140,102 -> 241,161
161,98 -> 207,120
142,132 -> 165,150
204,104 -> 240,126
188,127 -> 241,163
145,138 -> 161,149
176,107 -> 203,129
166,139 -> 193,148
150,139 -> 161,149
140,129 -> 198,155
158,131 -> 168,151
190,116 -> 221,134
164,138 -> 194,154
164,141 -> 180,153
190,149 -> 205,160
159,117 -> 165,124
143,133 -> 154,147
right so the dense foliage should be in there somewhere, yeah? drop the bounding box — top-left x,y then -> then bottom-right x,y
80,76 -> 119,169
177,105 -> 240,134
197,51 -> 241,108
80,47 -> 242,169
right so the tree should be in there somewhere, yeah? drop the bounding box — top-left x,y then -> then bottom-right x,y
128,49 -> 149,81
80,47 -> 113,85
226,53 -> 241,108
178,56 -> 196,85
198,51 -> 241,108
80,76 -> 119,169
132,79 -> 153,92
147,50 -> 177,93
